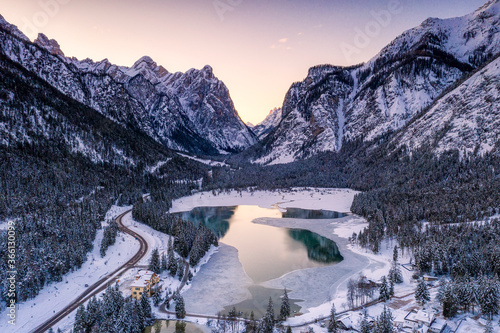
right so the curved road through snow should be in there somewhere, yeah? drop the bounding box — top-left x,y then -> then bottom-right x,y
32,209 -> 148,333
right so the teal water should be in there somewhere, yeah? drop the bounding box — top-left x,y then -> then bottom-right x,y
175,206 -> 343,283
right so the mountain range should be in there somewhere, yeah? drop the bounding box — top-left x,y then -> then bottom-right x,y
254,0 -> 500,164
0,16 -> 256,156
1,0 -> 500,166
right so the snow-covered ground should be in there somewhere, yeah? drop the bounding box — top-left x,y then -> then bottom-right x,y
0,205 -> 138,333
170,188 -> 399,324
170,188 -> 358,213
177,153 -> 229,167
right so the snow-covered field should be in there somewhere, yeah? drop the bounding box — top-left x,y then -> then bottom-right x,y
0,206 -> 138,333
170,188 -> 399,324
170,188 -> 358,213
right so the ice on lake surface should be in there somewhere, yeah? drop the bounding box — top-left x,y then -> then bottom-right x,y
176,205 -> 345,316
176,205 -> 343,283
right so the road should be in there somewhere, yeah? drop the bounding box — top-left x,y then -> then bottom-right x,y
32,209 -> 149,333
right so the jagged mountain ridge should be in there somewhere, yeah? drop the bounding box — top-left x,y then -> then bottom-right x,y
0,16 -> 256,155
0,52 -> 171,171
249,107 -> 283,139
256,0 -> 500,164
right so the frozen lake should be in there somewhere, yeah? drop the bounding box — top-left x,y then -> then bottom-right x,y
176,205 -> 344,316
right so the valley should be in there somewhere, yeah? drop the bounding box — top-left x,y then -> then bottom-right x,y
0,1 -> 500,333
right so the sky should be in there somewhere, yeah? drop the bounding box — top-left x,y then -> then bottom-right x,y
0,0 -> 487,124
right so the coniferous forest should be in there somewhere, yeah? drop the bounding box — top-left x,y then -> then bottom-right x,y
1,1 -> 500,332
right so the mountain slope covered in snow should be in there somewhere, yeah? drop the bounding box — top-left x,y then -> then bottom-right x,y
0,16 -> 256,155
249,108 -> 283,139
256,0 -> 500,164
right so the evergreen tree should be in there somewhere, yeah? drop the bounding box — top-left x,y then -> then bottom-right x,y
389,279 -> 395,297
161,252 -> 167,272
149,248 -> 161,274
389,262 -> 403,284
286,326 -> 292,333
167,239 -> 177,276
151,285 -> 163,307
175,294 -> 186,319
393,245 -> 399,263
259,297 -> 275,333
246,311 -> 257,333
74,305 -> 87,333
177,258 -> 185,281
279,289 -> 291,321
373,306 -> 394,333
359,310 -> 372,333
327,303 -> 339,333
415,279 -> 430,306
85,295 -> 100,328
48,328 -> 54,333
140,292 -> 152,319
379,276 -> 391,302
477,276 -> 499,320
134,299 -> 146,332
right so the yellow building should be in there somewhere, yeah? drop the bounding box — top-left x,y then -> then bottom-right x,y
131,270 -> 160,300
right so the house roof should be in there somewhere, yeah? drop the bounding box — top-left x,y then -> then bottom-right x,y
404,310 -> 434,325
131,276 -> 150,288
430,318 -> 447,331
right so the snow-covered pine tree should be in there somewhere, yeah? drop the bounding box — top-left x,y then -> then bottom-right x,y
477,276 -> 499,320
415,279 -> 430,306
140,292 -> 152,319
359,310 -> 371,333
177,258 -> 185,281
175,294 -> 186,319
151,285 -> 163,307
133,299 -> 146,332
161,252 -> 167,272
327,303 -> 339,333
389,261 -> 403,284
148,248 -> 161,274
73,304 -> 87,333
280,289 -> 291,321
374,305 -> 394,333
484,320 -> 493,333
379,276 -> 391,302
167,243 -> 177,276
259,297 -> 275,333
85,295 -> 100,328
393,245 -> 399,263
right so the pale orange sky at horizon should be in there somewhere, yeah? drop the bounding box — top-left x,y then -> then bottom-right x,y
0,0 -> 487,125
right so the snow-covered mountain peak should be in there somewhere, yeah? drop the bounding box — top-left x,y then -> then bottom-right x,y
132,55 -> 157,69
255,0 -> 500,164
0,16 -> 256,155
34,33 -> 65,57
251,107 -> 283,139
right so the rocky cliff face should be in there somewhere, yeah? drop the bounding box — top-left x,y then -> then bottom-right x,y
256,0 -> 500,164
0,17 -> 256,155
249,107 -> 283,139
